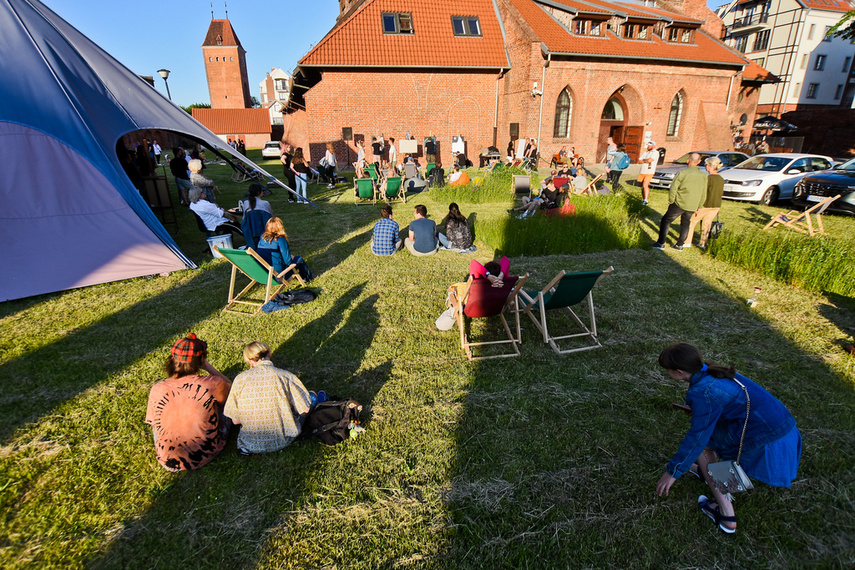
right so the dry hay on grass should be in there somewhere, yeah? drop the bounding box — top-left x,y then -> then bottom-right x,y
0,436 -> 68,460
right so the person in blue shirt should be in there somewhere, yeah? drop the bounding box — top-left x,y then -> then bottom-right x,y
371,204 -> 402,256
654,343 -> 801,534
256,217 -> 313,281
404,204 -> 448,256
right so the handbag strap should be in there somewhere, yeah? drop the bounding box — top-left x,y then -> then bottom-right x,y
731,377 -> 750,465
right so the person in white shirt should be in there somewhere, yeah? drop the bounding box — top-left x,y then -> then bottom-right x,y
637,140 -> 659,206
189,187 -> 241,235
388,137 -> 398,168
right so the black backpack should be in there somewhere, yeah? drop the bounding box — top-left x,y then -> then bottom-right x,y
304,398 -> 362,445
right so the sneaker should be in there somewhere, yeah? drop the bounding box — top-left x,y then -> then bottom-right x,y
327,184 -> 335,189
698,244 -> 707,251
651,242 -> 665,250
641,199 -> 649,206
671,244 -> 683,251
684,243 -> 692,249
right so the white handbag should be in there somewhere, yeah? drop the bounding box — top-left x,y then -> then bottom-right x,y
707,377 -> 754,494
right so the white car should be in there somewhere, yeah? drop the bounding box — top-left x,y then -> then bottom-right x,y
722,153 -> 834,205
261,141 -> 281,159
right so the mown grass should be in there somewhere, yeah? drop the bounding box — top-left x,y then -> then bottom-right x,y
0,154 -> 854,568
428,166 -> 538,204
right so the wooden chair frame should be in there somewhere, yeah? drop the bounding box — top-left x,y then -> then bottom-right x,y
382,176 -> 406,203
573,173 -> 605,196
520,267 -> 613,354
512,174 -> 531,197
215,247 -> 306,315
450,273 -> 529,361
763,194 -> 840,236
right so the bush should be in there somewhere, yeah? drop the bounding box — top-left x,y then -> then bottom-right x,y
474,194 -> 644,256
709,229 -> 855,296
429,166 -> 538,204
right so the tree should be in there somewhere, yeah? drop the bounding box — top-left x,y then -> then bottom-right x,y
829,10 -> 855,41
180,102 -> 211,115
251,96 -> 260,108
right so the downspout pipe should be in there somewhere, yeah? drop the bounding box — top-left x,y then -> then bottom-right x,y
536,53 -> 551,151
494,69 -> 507,148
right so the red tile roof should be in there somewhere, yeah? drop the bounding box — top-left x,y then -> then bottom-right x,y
299,0 -> 509,68
191,108 -> 270,134
509,0 -> 746,66
541,0 -> 613,16
798,0 -> 852,13
614,2 -> 703,25
202,19 -> 244,48
743,59 -> 779,83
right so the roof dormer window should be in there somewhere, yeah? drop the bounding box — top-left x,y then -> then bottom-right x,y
624,24 -> 649,40
574,19 -> 603,36
452,16 -> 482,37
216,35 -> 222,46
668,27 -> 693,43
382,12 -> 414,35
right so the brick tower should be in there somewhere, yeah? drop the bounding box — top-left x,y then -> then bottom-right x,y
202,18 -> 252,109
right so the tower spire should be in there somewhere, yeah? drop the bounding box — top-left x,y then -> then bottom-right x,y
225,2 -> 228,19
210,2 -> 213,20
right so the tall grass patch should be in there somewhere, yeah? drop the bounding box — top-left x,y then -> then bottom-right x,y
429,166 -> 538,204
710,229 -> 855,296
474,194 -> 644,256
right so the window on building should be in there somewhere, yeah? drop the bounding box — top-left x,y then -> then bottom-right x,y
575,19 -> 588,35
601,97 -> 624,120
208,57 -> 212,62
553,89 -> 573,138
806,83 -> 819,98
801,54 -> 808,69
667,92 -> 683,137
382,12 -> 414,34
510,123 -> 519,140
590,21 -> 602,36
753,57 -> 765,67
815,54 -> 826,71
808,24 -> 815,40
668,27 -> 692,43
624,24 -> 649,39
275,79 -> 287,90
823,25 -> 832,41
277,93 -> 288,101
753,30 -> 770,51
681,29 -> 692,43
734,35 -> 749,52
230,57 -> 233,62
835,84 -> 844,99
843,57 -> 852,73
792,82 -> 801,97
451,16 -> 481,36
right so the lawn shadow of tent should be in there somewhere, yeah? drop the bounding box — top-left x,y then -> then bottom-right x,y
442,248 -> 855,567
86,284 -> 390,568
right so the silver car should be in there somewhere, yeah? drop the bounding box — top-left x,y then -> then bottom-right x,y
649,151 -> 749,190
722,153 -> 834,205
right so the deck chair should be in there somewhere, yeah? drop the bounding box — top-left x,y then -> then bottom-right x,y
512,174 -> 531,196
308,166 -> 322,185
573,173 -> 605,196
424,162 -> 436,178
240,209 -> 271,251
450,273 -> 529,361
403,162 -> 419,180
763,194 -> 840,236
215,247 -> 306,315
366,163 -> 381,183
520,267 -> 614,354
383,176 -> 405,203
354,177 -> 377,204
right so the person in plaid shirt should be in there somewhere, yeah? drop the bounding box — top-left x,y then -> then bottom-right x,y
371,204 -> 402,255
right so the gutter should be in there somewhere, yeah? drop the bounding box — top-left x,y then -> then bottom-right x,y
537,53 -> 551,149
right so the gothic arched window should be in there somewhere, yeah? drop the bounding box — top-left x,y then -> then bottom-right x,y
553,89 -> 573,138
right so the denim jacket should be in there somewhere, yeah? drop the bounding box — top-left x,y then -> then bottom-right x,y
667,372 -> 796,479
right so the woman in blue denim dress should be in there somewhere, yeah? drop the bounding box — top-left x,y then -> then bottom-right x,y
654,343 -> 802,534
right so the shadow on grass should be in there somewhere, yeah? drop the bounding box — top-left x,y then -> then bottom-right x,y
444,248 -> 855,567
86,284 -> 390,569
0,268 -> 225,444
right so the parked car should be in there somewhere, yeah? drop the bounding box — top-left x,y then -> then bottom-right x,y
261,141 -> 281,159
649,151 -> 749,189
722,153 -> 834,205
791,157 -> 855,215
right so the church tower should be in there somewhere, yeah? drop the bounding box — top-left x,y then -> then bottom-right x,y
202,18 -> 252,109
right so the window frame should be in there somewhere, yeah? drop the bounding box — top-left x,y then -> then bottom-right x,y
834,84 -> 843,100
553,88 -> 573,139
753,29 -> 770,51
382,12 -> 414,35
666,92 -> 684,137
451,16 -> 482,37
815,54 -> 826,71
623,23 -> 650,40
806,83 -> 819,99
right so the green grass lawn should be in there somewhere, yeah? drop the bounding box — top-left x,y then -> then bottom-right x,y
1,155 -> 854,568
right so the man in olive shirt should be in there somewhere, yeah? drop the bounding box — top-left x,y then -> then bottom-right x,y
652,153 -> 707,251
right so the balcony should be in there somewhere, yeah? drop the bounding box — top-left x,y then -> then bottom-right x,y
732,13 -> 769,31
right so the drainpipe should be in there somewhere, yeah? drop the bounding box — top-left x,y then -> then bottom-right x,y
726,73 -> 735,111
494,69 -> 507,148
536,53 -> 551,151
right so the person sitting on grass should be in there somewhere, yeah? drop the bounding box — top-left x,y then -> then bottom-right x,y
405,204 -> 449,256
655,343 -> 802,535
188,187 -> 242,236
145,333 -> 232,472
224,341 -> 312,456
509,177 -> 559,217
256,217 -> 314,281
439,202 -> 475,252
188,158 -> 216,202
371,204 -> 403,256
447,165 -> 471,187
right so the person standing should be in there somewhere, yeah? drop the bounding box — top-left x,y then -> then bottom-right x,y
152,140 -> 162,164
280,141 -> 297,203
607,144 -> 629,190
145,333 -> 232,472
637,140 -> 659,206
371,204 -> 403,255
388,137 -> 398,169
169,147 -> 192,205
652,153 -> 706,251
322,143 -> 337,189
686,157 -> 724,251
290,147 -> 309,203
655,343 -> 801,534
224,342 -> 312,455
371,136 -> 384,165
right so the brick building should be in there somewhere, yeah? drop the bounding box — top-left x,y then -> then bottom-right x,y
287,0 -> 775,167
202,18 -> 252,109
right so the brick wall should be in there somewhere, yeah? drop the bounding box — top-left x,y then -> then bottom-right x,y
203,46 -> 251,109
302,69 -> 501,168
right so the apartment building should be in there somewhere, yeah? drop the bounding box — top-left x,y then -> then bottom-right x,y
717,0 -> 855,113
259,68 -> 292,126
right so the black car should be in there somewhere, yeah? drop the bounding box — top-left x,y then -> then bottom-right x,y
791,158 -> 855,215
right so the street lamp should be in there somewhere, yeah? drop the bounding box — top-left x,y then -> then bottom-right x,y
157,68 -> 172,101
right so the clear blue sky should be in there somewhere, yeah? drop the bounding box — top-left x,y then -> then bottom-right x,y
45,0 -> 341,106
44,0 -> 728,106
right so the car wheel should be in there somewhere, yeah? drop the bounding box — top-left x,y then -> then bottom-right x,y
760,186 -> 779,205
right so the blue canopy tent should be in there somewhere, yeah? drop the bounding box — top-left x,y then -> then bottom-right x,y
0,0 -> 300,301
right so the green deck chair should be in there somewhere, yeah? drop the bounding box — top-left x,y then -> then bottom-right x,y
424,162 -> 436,178
354,177 -> 377,204
215,247 -> 306,315
519,267 -> 614,354
366,163 -> 380,183
383,176 -> 405,203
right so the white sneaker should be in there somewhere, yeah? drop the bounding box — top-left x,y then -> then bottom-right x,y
684,243 -> 692,248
